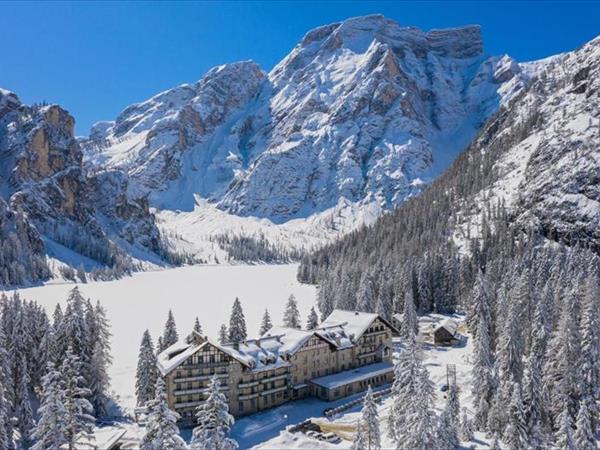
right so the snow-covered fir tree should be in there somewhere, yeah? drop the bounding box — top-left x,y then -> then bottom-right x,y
388,322 -> 437,449
15,354 -> 35,448
61,346 -> 94,450
192,317 -> 202,335
190,375 -> 237,450
306,307 -> 319,330
471,287 -> 495,430
228,298 -> 247,344
399,290 -> 418,343
574,397 -> 596,450
502,382 -> 529,450
0,379 -> 11,450
219,324 -> 229,345
141,377 -> 187,450
355,386 -> 380,450
136,330 -> 158,407
317,281 -> 335,321
459,407 -> 474,442
160,310 -> 179,352
579,274 -> 600,423
87,301 -> 112,417
438,382 -> 460,450
554,403 -> 576,450
283,294 -> 301,329
259,309 -> 272,335
356,272 -> 375,312
32,364 -> 68,450
351,419 -> 366,450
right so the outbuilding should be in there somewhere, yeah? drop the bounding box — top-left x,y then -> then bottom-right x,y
433,319 -> 459,345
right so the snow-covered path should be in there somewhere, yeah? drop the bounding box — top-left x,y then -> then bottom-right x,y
6,264 -> 317,412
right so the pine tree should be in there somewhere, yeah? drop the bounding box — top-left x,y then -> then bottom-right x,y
61,346 -> 94,449
88,301 -> 112,417
306,307 -> 319,330
192,317 -> 203,335
438,382 -> 460,449
399,291 -> 418,343
259,309 -> 272,336
503,382 -> 529,450
554,405 -> 576,450
356,273 -> 375,312
317,281 -> 335,321
459,407 -> 474,442
471,295 -> 495,430
15,355 -> 35,448
574,397 -> 595,450
160,310 -> 179,352
141,377 -> 187,450
579,275 -> 600,424
388,323 -> 436,450
219,324 -> 229,345
228,298 -> 247,344
375,274 -> 394,321
352,419 -> 367,450
32,364 -> 68,450
283,294 -> 301,329
136,330 -> 158,407
0,379 -> 11,450
356,386 -> 380,449
190,375 -> 237,450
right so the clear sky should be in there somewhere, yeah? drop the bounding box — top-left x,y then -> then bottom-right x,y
2,1 -> 599,135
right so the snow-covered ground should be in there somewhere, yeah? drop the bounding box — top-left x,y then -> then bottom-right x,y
6,264 -> 317,413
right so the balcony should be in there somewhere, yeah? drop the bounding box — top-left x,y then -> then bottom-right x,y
238,380 -> 259,388
259,374 -> 289,383
238,392 -> 259,401
179,361 -> 230,370
259,385 -> 288,396
174,372 -> 229,383
174,385 -> 228,396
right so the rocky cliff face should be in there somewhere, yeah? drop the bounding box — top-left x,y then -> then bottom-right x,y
0,88 -> 169,282
84,15 -> 526,222
453,35 -> 600,251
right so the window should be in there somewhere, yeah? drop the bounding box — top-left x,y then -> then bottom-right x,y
238,401 -> 244,412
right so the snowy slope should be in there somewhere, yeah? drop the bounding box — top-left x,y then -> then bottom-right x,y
452,35 -> 600,252
82,15 -> 529,261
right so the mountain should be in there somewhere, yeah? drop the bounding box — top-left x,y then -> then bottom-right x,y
298,33 -> 600,312
0,88 -> 179,285
82,15 -> 528,259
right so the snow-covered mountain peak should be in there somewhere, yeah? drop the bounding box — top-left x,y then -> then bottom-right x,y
80,14 -> 533,259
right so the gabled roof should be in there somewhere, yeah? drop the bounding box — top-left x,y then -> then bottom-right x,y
435,318 -> 458,336
319,310 -> 396,341
261,326 -> 315,355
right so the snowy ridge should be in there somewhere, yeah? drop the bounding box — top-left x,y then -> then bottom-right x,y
82,14 -> 529,262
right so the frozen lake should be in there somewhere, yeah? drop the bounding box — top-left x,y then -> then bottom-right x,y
6,264 -> 317,412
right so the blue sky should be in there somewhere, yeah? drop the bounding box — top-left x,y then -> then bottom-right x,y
1,1 -> 599,135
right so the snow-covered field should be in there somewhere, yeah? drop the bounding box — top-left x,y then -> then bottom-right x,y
5,264 -> 317,413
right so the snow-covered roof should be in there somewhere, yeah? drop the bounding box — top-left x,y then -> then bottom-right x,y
262,326 -> 315,355
158,310 -> 395,376
435,318 -> 459,336
72,426 -> 127,449
319,310 -> 381,341
392,313 -> 403,323
308,361 -> 394,389
157,332 -> 293,376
